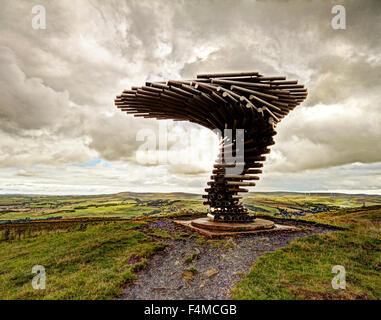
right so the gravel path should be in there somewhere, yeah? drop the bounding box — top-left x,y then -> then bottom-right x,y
120,217 -> 338,300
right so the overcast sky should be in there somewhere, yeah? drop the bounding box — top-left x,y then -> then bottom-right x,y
0,0 -> 380,195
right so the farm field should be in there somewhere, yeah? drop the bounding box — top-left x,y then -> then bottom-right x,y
0,192 -> 205,222
243,192 -> 381,216
1,192 -> 381,222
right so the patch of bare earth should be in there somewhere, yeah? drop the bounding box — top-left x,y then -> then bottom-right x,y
120,217 -> 338,300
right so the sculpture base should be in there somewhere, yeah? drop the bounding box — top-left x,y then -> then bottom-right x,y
174,217 -> 297,238
207,213 -> 255,223
197,217 -> 274,231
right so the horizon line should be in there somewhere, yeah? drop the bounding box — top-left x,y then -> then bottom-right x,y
1,190 -> 381,197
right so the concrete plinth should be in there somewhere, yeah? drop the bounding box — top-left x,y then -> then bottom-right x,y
174,217 -> 297,238
193,217 -> 275,231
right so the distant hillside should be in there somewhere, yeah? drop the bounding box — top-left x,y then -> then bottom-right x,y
116,192 -> 202,201
248,191 -> 381,198
1,191 -> 380,199
1,191 -> 381,221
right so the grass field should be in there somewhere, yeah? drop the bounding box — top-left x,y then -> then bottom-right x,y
231,205 -> 381,300
0,192 -> 380,300
0,192 -> 205,221
244,192 -> 381,216
1,192 -> 380,222
0,220 -> 166,299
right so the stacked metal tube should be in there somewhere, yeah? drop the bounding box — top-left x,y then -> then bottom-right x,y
115,72 -> 307,222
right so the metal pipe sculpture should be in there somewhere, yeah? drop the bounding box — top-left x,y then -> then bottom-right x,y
115,72 -> 307,223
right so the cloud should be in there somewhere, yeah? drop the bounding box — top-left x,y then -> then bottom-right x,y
307,54 -> 381,105
15,169 -> 44,177
268,92 -> 381,172
0,0 -> 381,194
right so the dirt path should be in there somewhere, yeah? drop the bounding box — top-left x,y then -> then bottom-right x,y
120,218 -> 338,300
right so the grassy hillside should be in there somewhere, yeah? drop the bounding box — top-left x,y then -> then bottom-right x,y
0,203 -> 379,300
244,192 -> 381,216
0,192 -> 205,221
231,206 -> 381,300
1,192 -> 380,222
0,220 -> 166,299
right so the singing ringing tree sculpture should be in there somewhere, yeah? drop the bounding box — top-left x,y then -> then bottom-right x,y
115,71 -> 307,224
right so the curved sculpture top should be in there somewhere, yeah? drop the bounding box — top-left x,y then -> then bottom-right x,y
115,71 -> 307,222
